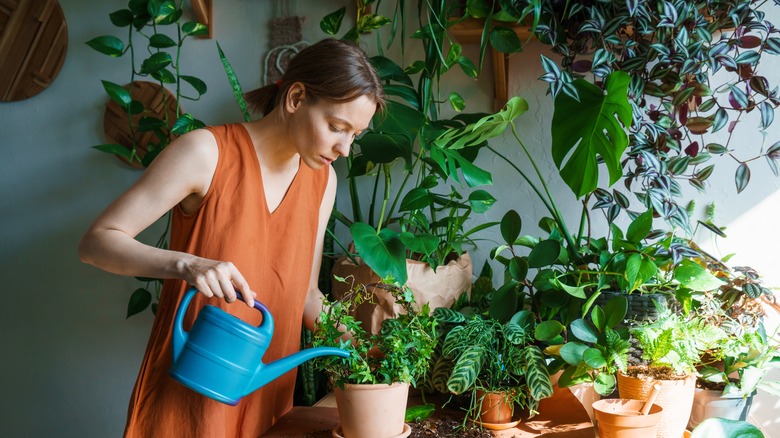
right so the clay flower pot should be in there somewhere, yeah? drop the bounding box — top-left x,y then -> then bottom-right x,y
333,382 -> 410,438
593,399 -> 663,438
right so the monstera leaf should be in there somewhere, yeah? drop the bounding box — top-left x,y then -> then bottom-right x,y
551,71 -> 632,198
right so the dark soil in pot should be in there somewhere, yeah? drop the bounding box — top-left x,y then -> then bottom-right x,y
300,417 -> 492,438
623,365 -> 688,381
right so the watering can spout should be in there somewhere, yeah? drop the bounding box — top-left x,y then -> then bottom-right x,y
249,347 -> 350,392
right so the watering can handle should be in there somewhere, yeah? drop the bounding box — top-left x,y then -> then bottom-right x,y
171,287 -> 275,363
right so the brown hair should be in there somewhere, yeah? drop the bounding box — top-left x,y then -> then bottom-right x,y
244,38 -> 385,116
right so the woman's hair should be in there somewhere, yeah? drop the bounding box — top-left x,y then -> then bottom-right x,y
245,39 -> 385,116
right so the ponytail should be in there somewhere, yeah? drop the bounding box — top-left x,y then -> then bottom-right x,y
244,82 -> 283,116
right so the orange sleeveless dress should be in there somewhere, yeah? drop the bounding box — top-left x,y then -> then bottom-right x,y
124,124 -> 330,437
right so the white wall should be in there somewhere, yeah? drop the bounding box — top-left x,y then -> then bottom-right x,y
1,1 -> 778,436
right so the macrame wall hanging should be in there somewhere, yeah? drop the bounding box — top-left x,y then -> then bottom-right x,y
263,0 -> 309,85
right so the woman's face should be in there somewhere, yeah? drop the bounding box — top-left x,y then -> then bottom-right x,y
286,86 -> 377,169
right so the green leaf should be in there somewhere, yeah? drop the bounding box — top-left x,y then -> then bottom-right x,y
570,319 -> 599,343
551,71 -> 632,198
673,259 -> 725,292
182,21 -> 208,36
180,75 -> 207,96
508,256 -> 529,282
171,113 -> 205,135
149,33 -> 177,48
736,163 -> 750,193
434,96 -> 528,150
552,278 -> 587,299
217,42 -> 250,122
591,305 -> 606,332
626,210 -> 653,243
449,92 -> 465,112
320,7 -> 346,35
523,346 -> 554,399
528,239 -> 561,268
500,210 -> 522,245
447,348 -> 482,394
356,13 -> 391,33
560,342 -> 589,365
86,36 -> 125,57
399,188 -> 431,211
625,253 -> 657,292
93,143 -> 133,160
127,288 -> 152,318
468,189 -> 496,213
535,320 -> 565,341
399,232 -> 438,257
458,56 -> 478,78
109,9 -> 134,27
101,80 -> 131,108
350,222 -> 407,284
489,281 -> 519,323
140,52 -> 172,74
489,26 -> 522,53
152,68 -> 176,84
604,296 -> 627,329
583,348 -> 607,369
594,372 -> 616,396
405,403 -> 435,423
148,0 -> 176,22
691,418 -> 764,438
384,85 -> 420,110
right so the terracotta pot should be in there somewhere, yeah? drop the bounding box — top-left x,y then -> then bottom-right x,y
334,382 -> 410,438
569,382 -> 600,424
474,389 -> 514,424
687,388 -> 755,430
617,368 -> 696,438
593,399 -> 663,438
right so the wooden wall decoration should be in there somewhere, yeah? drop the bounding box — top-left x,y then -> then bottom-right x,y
0,0 -> 68,102
191,0 -> 212,38
103,81 -> 181,168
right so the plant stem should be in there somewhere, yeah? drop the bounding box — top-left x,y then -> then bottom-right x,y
377,163 -> 392,231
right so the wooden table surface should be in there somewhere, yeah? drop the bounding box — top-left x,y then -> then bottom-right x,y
263,385 -> 595,437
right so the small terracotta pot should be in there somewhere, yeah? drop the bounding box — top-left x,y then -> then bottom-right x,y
474,389 -> 514,424
617,368 -> 695,438
334,382 -> 410,438
593,399 -> 663,438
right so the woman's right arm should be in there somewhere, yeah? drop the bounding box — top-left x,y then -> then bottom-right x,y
78,129 -> 255,306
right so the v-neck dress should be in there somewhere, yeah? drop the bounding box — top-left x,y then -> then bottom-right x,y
124,123 -> 330,438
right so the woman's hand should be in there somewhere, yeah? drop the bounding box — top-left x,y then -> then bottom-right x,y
181,256 -> 257,307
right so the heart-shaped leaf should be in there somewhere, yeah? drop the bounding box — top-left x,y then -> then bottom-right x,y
350,222 -> 407,284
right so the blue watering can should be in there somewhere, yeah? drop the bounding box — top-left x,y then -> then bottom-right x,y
169,287 -> 349,405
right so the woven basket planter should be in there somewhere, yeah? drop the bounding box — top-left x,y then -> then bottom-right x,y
617,368 -> 695,438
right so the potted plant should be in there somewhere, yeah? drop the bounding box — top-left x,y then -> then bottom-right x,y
320,1 -> 511,327
618,307 -> 726,438
422,259 -> 553,429
685,262 -> 780,429
311,276 -> 438,438
429,304 -> 553,428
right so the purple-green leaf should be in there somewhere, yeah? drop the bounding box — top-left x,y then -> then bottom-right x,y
735,163 -> 751,193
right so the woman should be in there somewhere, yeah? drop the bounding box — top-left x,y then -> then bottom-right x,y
79,38 -> 384,437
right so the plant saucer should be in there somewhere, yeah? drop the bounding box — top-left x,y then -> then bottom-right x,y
332,423 -> 411,438
471,417 -> 522,431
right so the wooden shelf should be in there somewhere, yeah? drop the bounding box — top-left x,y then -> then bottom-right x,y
449,18 -> 533,111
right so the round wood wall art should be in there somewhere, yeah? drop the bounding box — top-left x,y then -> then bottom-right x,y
103,81 -> 181,168
0,0 -> 68,102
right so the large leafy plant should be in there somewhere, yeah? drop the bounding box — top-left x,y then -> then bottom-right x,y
86,0 -> 209,316
533,0 -> 780,232
319,1 -> 536,283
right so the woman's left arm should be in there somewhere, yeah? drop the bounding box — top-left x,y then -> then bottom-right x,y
302,166 -> 338,331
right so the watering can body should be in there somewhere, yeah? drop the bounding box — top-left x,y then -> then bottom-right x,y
169,287 -> 349,405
